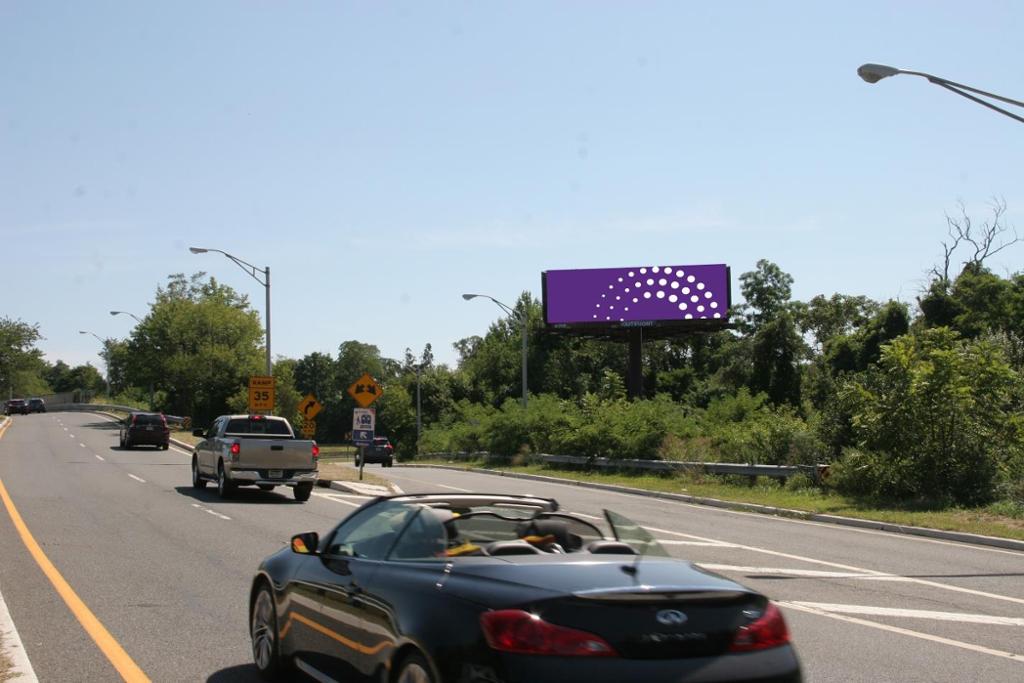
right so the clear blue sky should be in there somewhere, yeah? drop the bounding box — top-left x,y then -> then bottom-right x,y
3,1 -> 1023,374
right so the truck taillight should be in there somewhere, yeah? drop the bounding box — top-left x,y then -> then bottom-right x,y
312,444 -> 320,459
230,443 -> 241,458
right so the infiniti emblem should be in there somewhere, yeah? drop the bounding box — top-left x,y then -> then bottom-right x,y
655,609 -> 688,626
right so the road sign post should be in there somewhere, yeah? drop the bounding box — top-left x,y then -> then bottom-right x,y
353,408 -> 376,480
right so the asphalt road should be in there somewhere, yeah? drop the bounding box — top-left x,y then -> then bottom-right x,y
1,411 -> 1023,682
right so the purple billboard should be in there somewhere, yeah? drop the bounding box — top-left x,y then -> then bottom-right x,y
544,264 -> 730,328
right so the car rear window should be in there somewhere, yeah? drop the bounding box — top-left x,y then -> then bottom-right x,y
133,414 -> 165,426
225,418 -> 291,436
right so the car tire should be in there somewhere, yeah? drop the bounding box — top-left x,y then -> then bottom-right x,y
251,583 -> 289,680
192,457 -> 207,489
293,483 -> 313,502
217,462 -> 234,499
162,443 -> 169,450
394,652 -> 435,683
384,458 -> 394,468
124,438 -> 133,450
258,484 -> 275,492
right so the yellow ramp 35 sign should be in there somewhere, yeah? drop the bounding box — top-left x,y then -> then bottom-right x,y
248,376 -> 275,412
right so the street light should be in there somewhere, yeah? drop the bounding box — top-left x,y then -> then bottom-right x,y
109,310 -> 142,323
857,63 -> 1024,124
462,293 -> 528,408
110,310 -> 153,408
189,246 -> 272,376
79,330 -> 111,396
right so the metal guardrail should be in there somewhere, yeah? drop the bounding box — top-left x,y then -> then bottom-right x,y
418,451 -> 826,482
55,403 -> 191,428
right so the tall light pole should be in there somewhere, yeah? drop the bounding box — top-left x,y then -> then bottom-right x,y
110,310 -> 152,408
79,330 -> 111,396
189,247 -> 272,376
462,293 -> 528,408
857,63 -> 1024,124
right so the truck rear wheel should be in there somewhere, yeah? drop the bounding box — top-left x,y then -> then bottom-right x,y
293,483 -> 313,502
217,462 -> 235,499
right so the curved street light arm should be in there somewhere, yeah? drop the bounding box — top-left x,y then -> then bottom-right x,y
931,81 -> 1024,125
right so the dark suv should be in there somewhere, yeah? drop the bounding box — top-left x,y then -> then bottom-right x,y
120,412 -> 170,450
4,399 -> 28,415
27,398 -> 46,413
355,436 -> 394,467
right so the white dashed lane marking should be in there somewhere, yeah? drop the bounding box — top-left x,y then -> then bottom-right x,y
190,503 -> 231,521
127,474 -> 146,484
95,455 -> 105,462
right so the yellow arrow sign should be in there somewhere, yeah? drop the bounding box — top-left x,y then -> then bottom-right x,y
298,394 -> 322,420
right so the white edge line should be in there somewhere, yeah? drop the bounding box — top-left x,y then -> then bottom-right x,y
0,585 -> 40,682
786,602 -> 1024,627
643,524 -> 1024,607
311,493 -> 362,507
436,465 -> 1024,557
778,601 -> 1024,662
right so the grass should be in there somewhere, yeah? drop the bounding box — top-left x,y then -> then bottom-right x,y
317,457 -> 391,488
409,458 -> 1024,541
0,650 -> 11,682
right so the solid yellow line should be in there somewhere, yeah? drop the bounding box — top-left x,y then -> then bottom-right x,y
0,477 -> 151,682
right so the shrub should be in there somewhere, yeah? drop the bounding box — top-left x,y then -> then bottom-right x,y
840,329 -> 1021,505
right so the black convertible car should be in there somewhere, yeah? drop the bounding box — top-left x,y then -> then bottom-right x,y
249,493 -> 802,683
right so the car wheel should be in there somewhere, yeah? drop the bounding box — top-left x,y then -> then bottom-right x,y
162,443 -> 169,450
385,458 -> 394,468
192,457 -> 207,489
251,584 -> 288,680
293,483 -> 313,502
394,652 -> 434,683
257,484 -> 275,492
124,438 -> 132,450
217,462 -> 234,499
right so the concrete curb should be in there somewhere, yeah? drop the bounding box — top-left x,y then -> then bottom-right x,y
396,464 -> 1024,553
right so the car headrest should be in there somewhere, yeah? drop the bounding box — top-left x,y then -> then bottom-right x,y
585,540 -> 637,555
486,540 -> 542,556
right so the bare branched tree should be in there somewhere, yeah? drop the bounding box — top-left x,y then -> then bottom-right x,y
931,198 -> 1019,288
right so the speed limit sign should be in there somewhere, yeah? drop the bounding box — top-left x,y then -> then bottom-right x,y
248,376 -> 275,412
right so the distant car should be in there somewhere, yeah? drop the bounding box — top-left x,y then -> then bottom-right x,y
355,435 -> 394,467
120,412 -> 170,450
248,493 -> 802,683
4,399 -> 28,415
27,398 -> 46,413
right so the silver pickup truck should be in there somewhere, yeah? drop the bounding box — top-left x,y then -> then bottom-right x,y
190,414 -> 319,501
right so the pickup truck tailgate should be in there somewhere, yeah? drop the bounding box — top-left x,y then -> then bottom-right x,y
238,440 -> 315,469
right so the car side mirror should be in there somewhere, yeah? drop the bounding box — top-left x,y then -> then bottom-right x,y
192,428 -> 206,437
291,532 -> 320,555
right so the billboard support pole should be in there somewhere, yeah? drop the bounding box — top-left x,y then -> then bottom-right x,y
627,328 -> 644,400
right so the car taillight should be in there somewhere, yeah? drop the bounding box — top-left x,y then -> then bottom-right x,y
311,444 -> 320,459
729,602 -> 790,652
230,443 -> 241,458
480,610 -> 617,657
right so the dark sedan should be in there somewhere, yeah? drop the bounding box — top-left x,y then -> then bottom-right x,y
249,493 -> 801,683
4,399 -> 28,415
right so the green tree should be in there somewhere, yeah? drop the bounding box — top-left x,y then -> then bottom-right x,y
125,273 -> 264,422
0,317 -> 45,397
738,260 -> 794,333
